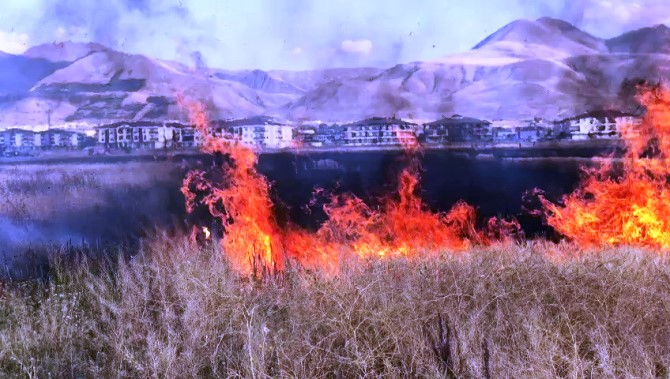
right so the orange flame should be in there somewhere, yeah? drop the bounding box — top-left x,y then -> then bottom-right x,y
179,98 -> 518,274
541,84 -> 670,249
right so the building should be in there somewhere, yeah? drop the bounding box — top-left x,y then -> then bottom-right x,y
557,110 -> 642,140
265,124 -> 294,149
490,120 -> 523,142
344,117 -> 418,146
421,115 -> 492,144
42,129 -> 88,148
297,124 -> 346,147
217,116 -> 294,149
115,124 -> 134,148
97,125 -> 117,147
0,128 -> 90,151
96,121 -> 193,149
2,129 -> 35,151
173,123 -> 201,148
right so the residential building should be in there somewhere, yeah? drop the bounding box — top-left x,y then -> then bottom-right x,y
264,124 -> 294,149
344,117 -> 418,146
96,121 -> 189,149
296,124 -> 346,147
557,110 -> 641,140
218,116 -> 293,149
2,129 -> 34,151
421,115 -> 492,144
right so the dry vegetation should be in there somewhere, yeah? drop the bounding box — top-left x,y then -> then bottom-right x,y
1,238 -> 669,378
0,162 -> 182,221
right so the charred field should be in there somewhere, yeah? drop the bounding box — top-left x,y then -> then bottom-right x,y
0,152 -> 589,279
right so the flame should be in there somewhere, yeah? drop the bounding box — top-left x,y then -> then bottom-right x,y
202,227 -> 211,240
179,98 -> 518,274
541,84 -> 670,249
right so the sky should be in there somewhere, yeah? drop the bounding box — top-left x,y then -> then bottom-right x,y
0,0 -> 668,70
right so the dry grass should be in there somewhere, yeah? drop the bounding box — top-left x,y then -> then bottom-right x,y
1,238 -> 670,378
0,162 -> 181,221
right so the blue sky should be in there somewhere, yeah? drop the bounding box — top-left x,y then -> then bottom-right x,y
0,0 -> 669,70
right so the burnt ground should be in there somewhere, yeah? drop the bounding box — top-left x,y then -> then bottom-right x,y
0,151 -> 590,279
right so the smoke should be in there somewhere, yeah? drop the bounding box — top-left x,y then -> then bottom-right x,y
340,40 -> 373,55
23,0 -> 206,67
0,30 -> 29,54
517,0 -> 670,37
35,0 -> 188,47
1,0 -> 668,70
189,51 -> 207,70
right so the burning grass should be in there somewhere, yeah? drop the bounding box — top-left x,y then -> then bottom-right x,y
1,238 -> 669,377
541,85 -> 670,249
180,100 -> 521,275
180,85 -> 670,277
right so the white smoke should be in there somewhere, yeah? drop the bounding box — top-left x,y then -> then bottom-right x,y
340,39 -> 373,55
0,30 -> 29,54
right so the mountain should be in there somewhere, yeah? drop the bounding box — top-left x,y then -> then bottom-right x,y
23,49 -> 288,123
282,58 -> 605,121
0,53 -> 68,95
0,18 -> 669,128
473,17 -> 607,55
606,24 -> 670,54
214,69 -> 304,94
284,18 -> 670,121
24,41 -> 108,63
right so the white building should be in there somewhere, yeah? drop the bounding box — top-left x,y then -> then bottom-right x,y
345,117 -> 418,146
559,111 -> 642,140
96,121 -> 202,149
264,124 -> 294,148
219,117 -> 293,149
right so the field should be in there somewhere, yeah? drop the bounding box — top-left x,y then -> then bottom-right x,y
1,238 -> 669,378
1,149 -> 669,378
0,161 -> 188,279
0,161 -> 184,222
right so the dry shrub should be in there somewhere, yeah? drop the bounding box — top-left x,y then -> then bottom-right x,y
0,239 -> 669,378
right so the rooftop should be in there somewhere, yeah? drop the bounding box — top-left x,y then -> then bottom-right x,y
425,116 -> 491,126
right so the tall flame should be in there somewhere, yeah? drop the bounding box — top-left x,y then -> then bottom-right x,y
180,99 -> 519,273
541,85 -> 670,249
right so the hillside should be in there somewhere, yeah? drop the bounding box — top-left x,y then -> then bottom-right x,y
23,41 -> 108,63
0,17 -> 669,127
606,24 -> 670,54
284,18 -> 670,121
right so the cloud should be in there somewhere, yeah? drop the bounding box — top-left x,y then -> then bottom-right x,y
291,46 -> 303,55
0,30 -> 29,54
340,39 -> 373,55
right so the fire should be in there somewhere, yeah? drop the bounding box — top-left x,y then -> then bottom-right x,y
179,98 -> 283,272
541,84 -> 670,249
202,227 -> 211,240
179,98 -> 518,274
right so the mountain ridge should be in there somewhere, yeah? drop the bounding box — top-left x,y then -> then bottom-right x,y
1,17 -> 669,128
